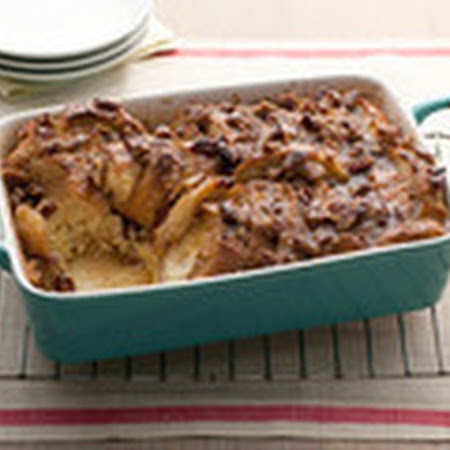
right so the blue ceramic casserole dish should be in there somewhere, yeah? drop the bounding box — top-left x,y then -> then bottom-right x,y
0,75 -> 448,363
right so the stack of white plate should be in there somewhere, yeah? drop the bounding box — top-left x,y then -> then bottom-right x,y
0,0 -> 151,82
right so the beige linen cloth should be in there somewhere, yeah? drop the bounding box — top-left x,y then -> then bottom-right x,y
0,14 -> 177,100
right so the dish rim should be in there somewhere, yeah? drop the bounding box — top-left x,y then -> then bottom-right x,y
0,73 -> 447,301
0,24 -> 148,83
0,0 -> 151,61
0,14 -> 149,72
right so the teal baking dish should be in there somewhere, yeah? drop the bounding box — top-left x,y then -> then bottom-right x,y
0,75 -> 449,363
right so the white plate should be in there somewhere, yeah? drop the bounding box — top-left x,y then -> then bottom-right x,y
0,23 -> 147,82
0,16 -> 148,71
0,0 -> 151,60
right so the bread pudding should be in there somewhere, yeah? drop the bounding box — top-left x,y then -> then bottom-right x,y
3,89 -> 449,292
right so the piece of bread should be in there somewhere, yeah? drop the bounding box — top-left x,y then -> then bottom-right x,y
5,100 -> 157,290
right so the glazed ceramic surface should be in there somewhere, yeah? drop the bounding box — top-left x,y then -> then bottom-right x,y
0,75 -> 447,362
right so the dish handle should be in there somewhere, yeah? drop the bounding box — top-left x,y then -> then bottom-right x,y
0,241 -> 10,272
413,97 -> 450,124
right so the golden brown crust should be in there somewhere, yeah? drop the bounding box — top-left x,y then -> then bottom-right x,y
4,100 -> 158,290
4,90 -> 449,291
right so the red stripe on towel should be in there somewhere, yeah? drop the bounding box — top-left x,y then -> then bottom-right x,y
0,405 -> 449,427
173,47 -> 450,59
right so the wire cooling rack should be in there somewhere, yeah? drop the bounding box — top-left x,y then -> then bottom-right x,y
0,131 -> 449,385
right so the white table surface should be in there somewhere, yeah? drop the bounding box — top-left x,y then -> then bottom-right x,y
154,0 -> 450,42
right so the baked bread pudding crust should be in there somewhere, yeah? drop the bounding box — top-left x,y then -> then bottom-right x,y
3,90 -> 449,292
